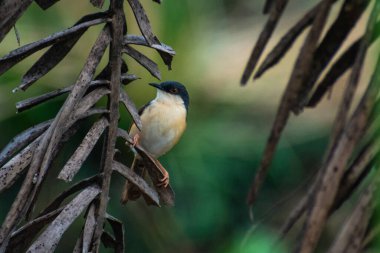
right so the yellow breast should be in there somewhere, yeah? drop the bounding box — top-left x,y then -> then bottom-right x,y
129,99 -> 187,157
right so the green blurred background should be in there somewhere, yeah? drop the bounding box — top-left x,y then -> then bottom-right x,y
0,0 -> 377,252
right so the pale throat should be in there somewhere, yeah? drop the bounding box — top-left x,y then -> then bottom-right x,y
154,90 -> 186,109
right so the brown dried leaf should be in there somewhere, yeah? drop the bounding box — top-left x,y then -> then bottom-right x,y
329,0 -> 380,145
134,150 -> 174,205
240,0 -> 289,84
123,45 -> 161,79
16,80 -> 109,113
72,231 -> 83,253
40,175 -> 101,216
333,140 -> 380,211
58,118 -> 108,182
121,74 -> 139,85
82,204 -> 96,253
0,26 -> 110,249
67,87 -> 110,128
117,128 -> 133,144
106,214 -> 124,253
34,0 -> 61,10
117,129 -> 175,205
0,0 -> 34,43
247,0 -> 335,206
120,88 -> 142,130
295,0 -> 369,111
101,231 -> 117,249
327,184 -> 375,253
18,12 -> 109,91
77,108 -> 109,121
140,154 -> 175,206
127,0 -> 173,68
297,43 -> 380,253
113,160 -> 160,206
26,185 -> 101,252
0,136 -> 41,193
263,0 -> 275,14
90,0 -> 105,8
280,139 -> 379,239
91,2 -> 124,248
124,34 -> 175,55
255,0 -> 338,79
6,207 -> 64,253
0,120 -> 50,167
307,21 -> 380,107
0,18 -> 108,77
95,59 -> 128,80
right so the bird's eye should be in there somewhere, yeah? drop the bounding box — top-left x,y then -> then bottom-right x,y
170,88 -> 178,94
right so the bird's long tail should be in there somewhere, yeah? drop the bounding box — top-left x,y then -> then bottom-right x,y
120,156 -> 146,204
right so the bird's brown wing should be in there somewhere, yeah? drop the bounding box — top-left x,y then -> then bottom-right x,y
128,101 -> 151,133
138,101 -> 152,116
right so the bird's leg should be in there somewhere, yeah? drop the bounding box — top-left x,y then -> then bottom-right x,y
155,161 -> 169,188
131,133 -> 140,147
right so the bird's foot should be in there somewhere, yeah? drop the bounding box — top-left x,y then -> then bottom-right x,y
156,162 -> 169,188
157,170 -> 169,188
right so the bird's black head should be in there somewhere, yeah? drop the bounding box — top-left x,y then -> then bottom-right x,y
149,81 -> 190,111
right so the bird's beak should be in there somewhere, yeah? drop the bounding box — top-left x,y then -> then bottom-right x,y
149,82 -> 161,89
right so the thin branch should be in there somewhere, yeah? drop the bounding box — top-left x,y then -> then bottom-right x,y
13,25 -> 20,46
91,0 -> 124,249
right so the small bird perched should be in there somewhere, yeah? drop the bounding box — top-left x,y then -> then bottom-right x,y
121,81 -> 189,204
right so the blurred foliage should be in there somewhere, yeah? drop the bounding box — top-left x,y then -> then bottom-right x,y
1,0 -> 371,252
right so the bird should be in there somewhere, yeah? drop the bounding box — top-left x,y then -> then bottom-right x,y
121,81 -> 189,204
